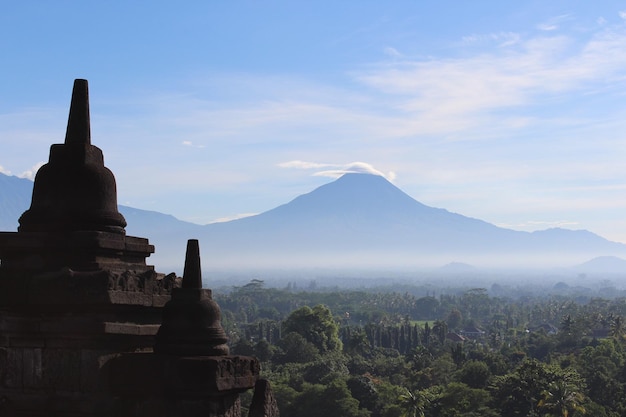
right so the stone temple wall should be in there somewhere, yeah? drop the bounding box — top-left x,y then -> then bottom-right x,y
0,80 -> 277,417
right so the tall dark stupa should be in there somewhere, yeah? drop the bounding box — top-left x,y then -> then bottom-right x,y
19,79 -> 127,235
1,80 -> 152,275
0,80 -> 174,415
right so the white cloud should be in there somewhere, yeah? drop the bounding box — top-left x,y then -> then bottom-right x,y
536,14 -> 571,31
496,220 -> 580,230
462,32 -> 520,47
280,160 -> 395,181
117,22 -> 626,169
354,23 -> 626,139
0,165 -> 11,175
277,160 -> 332,169
210,213 -> 258,223
383,47 -> 402,58
18,162 -> 44,180
619,11 -> 626,20
537,23 -> 558,31
182,140 -> 205,148
497,32 -> 521,47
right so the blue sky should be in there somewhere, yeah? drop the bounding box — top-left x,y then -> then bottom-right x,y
3,1 -> 626,242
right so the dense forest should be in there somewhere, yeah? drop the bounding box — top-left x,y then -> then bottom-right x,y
214,279 -> 626,417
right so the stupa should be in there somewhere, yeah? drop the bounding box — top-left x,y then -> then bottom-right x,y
108,240 -> 273,417
0,79 -> 273,417
2,79 -> 154,278
0,80 -> 179,416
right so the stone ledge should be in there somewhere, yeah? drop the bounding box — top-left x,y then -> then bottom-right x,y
0,315 -> 163,351
0,268 -> 180,309
0,231 -> 154,274
108,353 -> 260,399
103,323 -> 161,336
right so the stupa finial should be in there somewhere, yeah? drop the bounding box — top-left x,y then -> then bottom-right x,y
182,239 -> 202,289
64,79 -> 91,145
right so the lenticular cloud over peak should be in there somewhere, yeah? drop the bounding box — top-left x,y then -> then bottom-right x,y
279,160 -> 396,181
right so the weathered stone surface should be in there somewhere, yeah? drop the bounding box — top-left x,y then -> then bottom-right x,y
0,230 -> 155,276
108,354 -> 260,398
248,379 -> 280,417
4,349 -> 22,388
0,267 -> 180,310
0,347 -> 6,386
80,350 -> 106,393
42,348 -> 82,391
21,348 -> 42,388
118,393 -> 243,417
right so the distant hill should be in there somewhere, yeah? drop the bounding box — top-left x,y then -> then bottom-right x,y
439,262 -> 477,273
2,172 -> 626,271
574,256 -> 626,274
0,174 -> 34,231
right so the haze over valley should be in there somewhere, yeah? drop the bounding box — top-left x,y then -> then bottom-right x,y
3,171 -> 626,287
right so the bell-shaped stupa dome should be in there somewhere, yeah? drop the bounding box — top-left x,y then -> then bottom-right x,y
19,79 -> 127,234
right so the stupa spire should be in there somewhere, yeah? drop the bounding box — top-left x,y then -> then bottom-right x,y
64,79 -> 91,145
182,239 -> 202,289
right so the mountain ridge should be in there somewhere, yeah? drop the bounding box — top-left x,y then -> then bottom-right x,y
1,172 -> 624,271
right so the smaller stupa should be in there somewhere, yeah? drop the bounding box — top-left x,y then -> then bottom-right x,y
109,240 -> 270,417
155,239 -> 230,356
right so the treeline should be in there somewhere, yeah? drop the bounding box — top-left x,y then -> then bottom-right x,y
215,281 -> 626,417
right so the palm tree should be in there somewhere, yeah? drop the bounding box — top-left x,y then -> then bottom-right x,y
432,320 -> 448,345
610,314 -> 625,340
399,388 -> 429,417
538,380 -> 586,417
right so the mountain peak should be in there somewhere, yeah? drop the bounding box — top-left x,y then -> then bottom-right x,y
333,172 -> 390,185
337,171 -> 386,179
277,171 -> 420,216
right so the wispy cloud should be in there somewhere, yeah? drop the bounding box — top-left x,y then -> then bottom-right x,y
497,220 -> 580,230
210,213 -> 258,223
277,160 -> 332,169
461,32 -> 521,47
355,22 -> 626,139
0,161 -> 43,180
536,14 -> 572,31
93,18 -> 626,185
182,140 -> 205,148
383,46 -> 402,58
279,160 -> 396,181
18,162 -> 44,180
